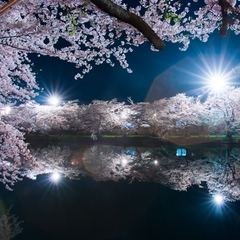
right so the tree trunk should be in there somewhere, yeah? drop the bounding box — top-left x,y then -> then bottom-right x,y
226,130 -> 233,143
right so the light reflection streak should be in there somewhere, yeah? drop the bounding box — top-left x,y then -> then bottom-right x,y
22,144 -> 240,203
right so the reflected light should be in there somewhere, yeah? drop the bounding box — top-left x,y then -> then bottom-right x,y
5,106 -> 11,114
121,158 -> 128,166
213,194 -> 224,205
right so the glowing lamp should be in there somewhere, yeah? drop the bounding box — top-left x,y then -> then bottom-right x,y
50,172 -> 61,182
48,96 -> 61,106
213,194 -> 224,205
208,73 -> 227,93
1,106 -> 11,115
121,158 -> 128,166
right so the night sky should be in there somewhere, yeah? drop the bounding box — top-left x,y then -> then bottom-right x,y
2,4 -> 240,240
32,31 -> 240,105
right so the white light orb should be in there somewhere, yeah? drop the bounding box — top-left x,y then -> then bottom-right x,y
50,172 -> 61,182
121,112 -> 128,119
121,158 -> 128,166
208,73 -> 227,93
48,96 -> 61,106
213,194 -> 224,205
5,106 -> 11,114
1,106 -> 11,115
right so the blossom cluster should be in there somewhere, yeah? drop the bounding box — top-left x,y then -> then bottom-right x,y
0,0 -> 240,90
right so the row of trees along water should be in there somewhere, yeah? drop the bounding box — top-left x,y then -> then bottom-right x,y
2,87 -> 240,140
1,1 -> 240,238
1,0 -> 240,192
2,86 -> 240,190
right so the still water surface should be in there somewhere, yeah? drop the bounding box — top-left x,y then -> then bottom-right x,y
2,142 -> 240,239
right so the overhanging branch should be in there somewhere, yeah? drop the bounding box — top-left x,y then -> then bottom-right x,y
0,0 -> 20,15
90,0 -> 165,50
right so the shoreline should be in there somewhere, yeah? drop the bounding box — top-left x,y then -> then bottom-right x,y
25,134 -> 240,147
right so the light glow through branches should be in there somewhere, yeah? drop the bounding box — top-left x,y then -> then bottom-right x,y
207,72 -> 229,93
50,172 -> 61,183
48,95 -> 61,106
213,194 -> 224,206
1,106 -> 11,115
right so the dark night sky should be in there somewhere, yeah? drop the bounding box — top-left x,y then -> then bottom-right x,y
32,31 -> 240,105
2,6 -> 240,240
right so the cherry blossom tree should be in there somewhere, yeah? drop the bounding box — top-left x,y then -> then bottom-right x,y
0,0 -> 240,86
0,115 -> 37,190
0,0 -> 239,109
1,0 -> 240,190
3,88 -> 240,143
2,87 -> 240,189
4,99 -> 149,138
203,87 -> 240,141
0,206 -> 23,240
145,93 -> 207,138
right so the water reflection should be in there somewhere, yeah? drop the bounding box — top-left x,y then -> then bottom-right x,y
25,143 -> 240,202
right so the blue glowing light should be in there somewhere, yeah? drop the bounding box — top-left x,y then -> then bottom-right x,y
123,149 -> 136,155
123,122 -> 135,129
176,148 -> 187,157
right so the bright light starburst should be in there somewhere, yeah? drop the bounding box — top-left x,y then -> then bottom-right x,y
50,172 -> 61,183
48,95 -> 61,106
178,48 -> 239,99
207,71 -> 229,93
213,194 -> 224,206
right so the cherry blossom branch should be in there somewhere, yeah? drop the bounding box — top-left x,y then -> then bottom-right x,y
0,0 -> 21,15
0,42 -> 33,52
90,0 -> 165,50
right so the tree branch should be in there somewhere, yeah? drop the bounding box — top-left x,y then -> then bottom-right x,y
90,0 -> 165,50
0,0 -> 21,15
218,0 -> 231,36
